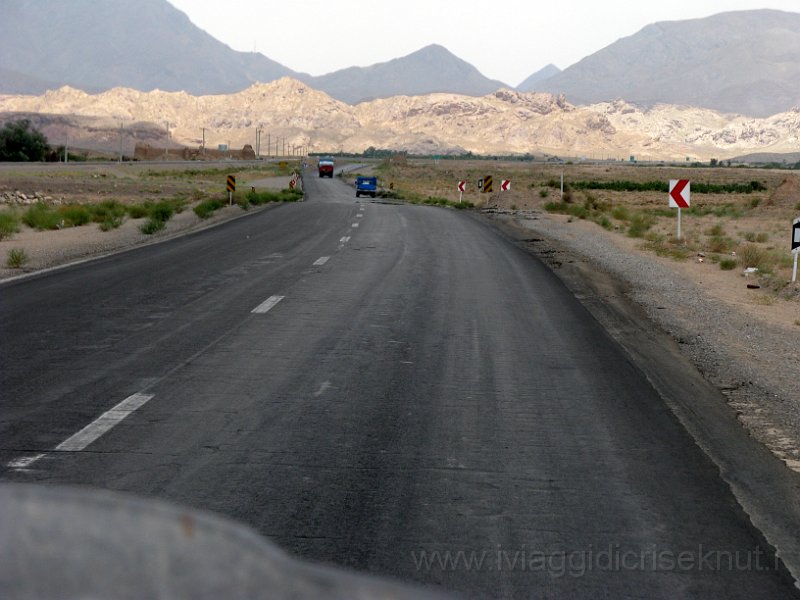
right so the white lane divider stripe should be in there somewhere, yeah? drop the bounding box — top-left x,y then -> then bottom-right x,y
7,454 -> 46,469
7,392 -> 154,470
340,236 -> 351,243
313,256 -> 330,266
356,214 -> 363,218
352,223 -> 359,228
252,295 -> 285,314
55,393 -> 154,452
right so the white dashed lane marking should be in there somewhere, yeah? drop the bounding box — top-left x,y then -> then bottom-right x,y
252,295 -> 285,314
313,256 -> 330,266
7,392 -> 155,470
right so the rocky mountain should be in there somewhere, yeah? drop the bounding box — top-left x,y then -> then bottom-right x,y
0,0 -> 300,95
304,45 -> 508,104
2,79 -> 799,161
0,0 -> 506,103
536,9 -> 800,117
516,65 -> 561,93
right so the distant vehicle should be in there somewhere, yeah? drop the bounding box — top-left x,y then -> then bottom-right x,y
318,157 -> 334,178
355,176 -> 377,198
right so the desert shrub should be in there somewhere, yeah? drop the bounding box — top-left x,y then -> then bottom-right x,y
627,212 -> 656,238
719,258 -> 738,270
60,205 -> 92,227
611,206 -> 631,221
0,211 -> 20,240
23,203 -> 61,230
737,242 -> 777,273
127,204 -> 149,219
194,199 -> 226,219
139,218 -> 165,235
539,188 -> 549,198
708,236 -> 734,253
148,201 -> 174,222
6,248 -> 28,268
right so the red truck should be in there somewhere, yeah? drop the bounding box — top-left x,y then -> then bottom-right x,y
318,157 -> 334,178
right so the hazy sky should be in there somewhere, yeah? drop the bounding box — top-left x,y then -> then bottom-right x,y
166,1 -> 799,86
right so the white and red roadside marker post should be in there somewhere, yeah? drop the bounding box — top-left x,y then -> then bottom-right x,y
791,217 -> 800,283
458,180 -> 466,203
669,179 -> 691,239
501,180 -> 511,192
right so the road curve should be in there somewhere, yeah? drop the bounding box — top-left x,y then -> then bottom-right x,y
1,171 -> 798,599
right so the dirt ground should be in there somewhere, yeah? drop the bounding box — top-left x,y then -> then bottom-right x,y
0,162 -> 297,278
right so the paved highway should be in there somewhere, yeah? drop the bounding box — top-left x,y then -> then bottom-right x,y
1,172 -> 798,598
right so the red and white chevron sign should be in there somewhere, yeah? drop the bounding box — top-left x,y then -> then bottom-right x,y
669,179 -> 690,208
501,180 -> 511,192
458,180 -> 466,192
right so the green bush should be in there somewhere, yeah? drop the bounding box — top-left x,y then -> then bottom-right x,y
246,187 -> 303,205
60,205 -> 92,227
127,204 -> 149,219
194,199 -> 226,219
539,189 -> 549,198
611,206 -> 631,221
0,119 -> 49,162
91,200 -> 126,224
719,258 -> 737,270
139,218 -> 166,235
737,242 -> 777,273
149,201 -> 174,222
6,248 -> 28,268
23,203 -> 62,230
627,212 -> 655,238
708,236 -> 734,253
0,211 -> 20,240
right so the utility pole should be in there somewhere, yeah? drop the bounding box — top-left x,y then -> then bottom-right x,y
118,122 -> 123,163
202,128 -> 206,156
267,133 -> 271,158
164,122 -> 170,159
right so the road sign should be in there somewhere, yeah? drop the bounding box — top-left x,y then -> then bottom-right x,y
458,180 -> 466,192
477,178 -> 484,190
669,179 -> 690,239
226,175 -> 236,193
483,176 -> 493,193
501,180 -> 511,192
793,217 -> 800,282
669,179 -> 690,208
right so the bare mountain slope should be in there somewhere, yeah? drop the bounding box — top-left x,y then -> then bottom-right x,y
2,79 -> 800,161
304,45 -> 508,104
537,9 -> 800,117
516,65 -> 561,93
0,0 -> 300,95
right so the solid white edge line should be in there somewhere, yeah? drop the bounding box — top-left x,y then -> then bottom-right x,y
55,393 -> 155,452
252,294 -> 285,314
313,256 -> 330,266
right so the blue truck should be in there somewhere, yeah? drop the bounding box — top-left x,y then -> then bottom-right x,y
355,176 -> 377,198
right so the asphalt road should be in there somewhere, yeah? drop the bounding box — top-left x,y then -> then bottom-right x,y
1,171 -> 798,599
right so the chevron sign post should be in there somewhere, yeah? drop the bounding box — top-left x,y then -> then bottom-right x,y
669,179 -> 690,239
501,180 -> 511,192
792,217 -> 800,282
458,180 -> 466,202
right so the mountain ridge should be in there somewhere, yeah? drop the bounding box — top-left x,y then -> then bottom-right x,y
2,78 -> 798,161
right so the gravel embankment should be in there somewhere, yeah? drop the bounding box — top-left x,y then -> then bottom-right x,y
502,210 -> 800,471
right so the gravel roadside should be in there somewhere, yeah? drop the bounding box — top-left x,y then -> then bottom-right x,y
491,209 -> 800,472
